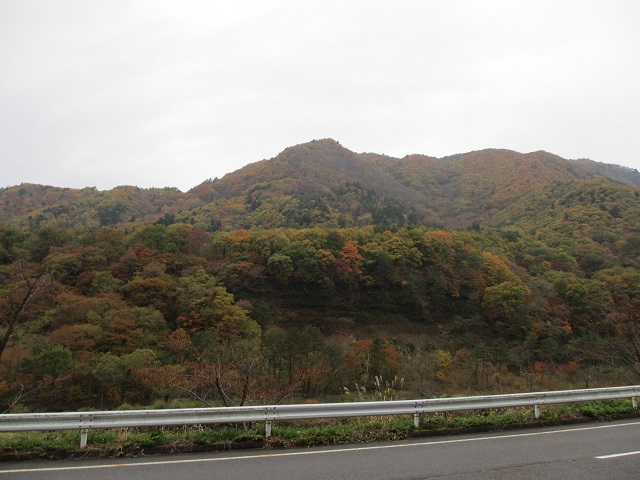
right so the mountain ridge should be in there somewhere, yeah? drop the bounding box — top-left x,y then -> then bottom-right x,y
1,139 -> 638,231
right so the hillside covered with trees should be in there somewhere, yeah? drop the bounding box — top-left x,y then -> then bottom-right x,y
1,139 -> 639,412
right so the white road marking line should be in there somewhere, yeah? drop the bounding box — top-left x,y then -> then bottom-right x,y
596,450 -> 640,460
1,420 -> 639,475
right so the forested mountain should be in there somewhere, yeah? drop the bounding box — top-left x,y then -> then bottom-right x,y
1,139 -> 639,413
574,158 -> 640,188
3,139 -> 635,231
187,140 -> 607,230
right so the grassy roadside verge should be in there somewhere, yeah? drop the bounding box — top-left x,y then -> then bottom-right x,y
0,399 -> 637,460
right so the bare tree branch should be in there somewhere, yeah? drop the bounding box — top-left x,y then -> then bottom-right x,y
0,262 -> 52,363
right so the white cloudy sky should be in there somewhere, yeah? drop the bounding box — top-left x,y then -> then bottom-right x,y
1,0 -> 639,192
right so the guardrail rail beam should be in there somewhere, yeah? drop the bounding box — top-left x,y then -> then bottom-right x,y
1,385 -> 638,448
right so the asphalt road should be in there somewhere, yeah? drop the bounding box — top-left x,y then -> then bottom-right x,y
1,419 -> 639,479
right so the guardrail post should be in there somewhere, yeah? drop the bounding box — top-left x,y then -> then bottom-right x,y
80,429 -> 88,448
265,420 -> 272,438
534,404 -> 541,419
632,397 -> 638,410
413,414 -> 420,428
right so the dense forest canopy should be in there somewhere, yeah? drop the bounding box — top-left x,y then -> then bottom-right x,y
1,139 -> 639,412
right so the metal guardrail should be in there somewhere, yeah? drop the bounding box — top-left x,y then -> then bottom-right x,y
1,385 -> 638,448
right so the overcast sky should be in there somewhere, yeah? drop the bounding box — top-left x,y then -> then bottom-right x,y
2,1 -> 639,192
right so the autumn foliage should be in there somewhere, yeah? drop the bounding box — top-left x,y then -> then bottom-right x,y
1,141 -> 639,412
